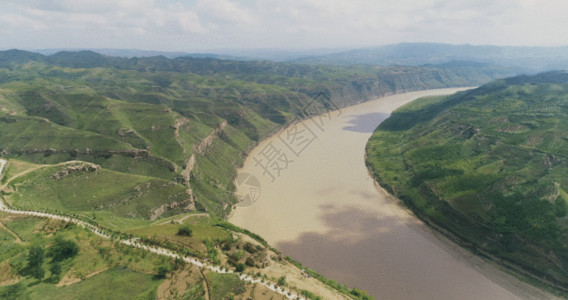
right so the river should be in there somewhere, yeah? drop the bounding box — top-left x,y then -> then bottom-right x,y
229,89 -> 556,299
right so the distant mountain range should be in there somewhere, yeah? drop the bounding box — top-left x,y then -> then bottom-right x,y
25,43 -> 568,74
289,43 -> 568,72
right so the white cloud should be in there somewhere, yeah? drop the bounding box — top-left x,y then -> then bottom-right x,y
0,0 -> 567,50
0,13 -> 47,30
196,0 -> 256,27
174,9 -> 207,34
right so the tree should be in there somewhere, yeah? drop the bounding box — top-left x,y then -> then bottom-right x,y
30,265 -> 45,280
27,245 -> 45,280
27,246 -> 44,268
49,236 -> 79,262
50,262 -> 62,279
155,264 -> 171,278
555,197 -> 567,218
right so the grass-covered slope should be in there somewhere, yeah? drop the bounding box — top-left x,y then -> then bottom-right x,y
366,71 -> 568,292
0,212 -> 360,299
0,213 -> 168,299
0,50 -> 519,299
0,50 -> 514,219
5,162 -> 191,221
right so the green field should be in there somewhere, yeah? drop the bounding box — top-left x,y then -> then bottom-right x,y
0,213 -> 170,299
4,162 -> 191,224
366,71 -> 568,293
9,267 -> 161,300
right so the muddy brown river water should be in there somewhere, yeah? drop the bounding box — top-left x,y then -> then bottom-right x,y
229,89 -> 557,299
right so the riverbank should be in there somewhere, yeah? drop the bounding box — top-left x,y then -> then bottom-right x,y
229,88 -> 559,299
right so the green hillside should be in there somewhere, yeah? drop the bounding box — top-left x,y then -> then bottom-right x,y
0,213 -> 169,299
0,49 -> 540,299
0,213 -> 334,299
366,71 -> 568,293
0,50 -> 513,220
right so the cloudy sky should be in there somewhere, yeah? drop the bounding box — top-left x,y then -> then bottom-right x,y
0,0 -> 566,52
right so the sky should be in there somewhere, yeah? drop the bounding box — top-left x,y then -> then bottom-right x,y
0,0 -> 567,52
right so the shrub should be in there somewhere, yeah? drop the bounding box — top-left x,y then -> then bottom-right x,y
277,276 -> 286,286
235,263 -> 245,272
245,257 -> 255,267
155,264 -> 171,278
176,225 -> 193,237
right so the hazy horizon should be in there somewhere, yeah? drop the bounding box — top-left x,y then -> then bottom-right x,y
1,0 -> 567,52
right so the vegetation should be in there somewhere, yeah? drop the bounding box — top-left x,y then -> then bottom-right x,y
176,225 -> 193,237
235,263 -> 245,273
0,214 -> 168,299
0,49 -> 511,221
366,71 -> 568,294
0,213 -> 306,299
3,163 -> 191,226
27,246 -> 45,280
1,267 -> 162,300
277,275 -> 286,286
0,49 -> 522,299
48,237 -> 79,262
207,272 -> 245,300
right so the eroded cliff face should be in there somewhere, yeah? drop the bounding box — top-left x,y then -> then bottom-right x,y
304,67 -> 500,109
0,148 -> 150,158
0,50 -> 513,218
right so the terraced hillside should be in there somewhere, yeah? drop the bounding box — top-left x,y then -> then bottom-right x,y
0,50 -> 513,222
0,49 -> 525,299
366,71 -> 568,294
0,211 -> 356,300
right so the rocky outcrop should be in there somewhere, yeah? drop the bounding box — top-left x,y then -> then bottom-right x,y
195,120 -> 227,154
149,190 -> 195,220
50,162 -> 101,179
181,120 -> 228,185
0,148 -> 150,158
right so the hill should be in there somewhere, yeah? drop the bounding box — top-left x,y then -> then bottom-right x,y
0,50 -> 514,221
291,43 -> 568,73
0,212 -> 356,299
0,49 -> 521,298
366,71 -> 568,294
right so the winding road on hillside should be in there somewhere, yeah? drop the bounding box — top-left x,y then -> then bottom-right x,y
230,89 -> 559,300
0,158 -> 312,300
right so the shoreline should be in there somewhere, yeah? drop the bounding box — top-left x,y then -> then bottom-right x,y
229,88 -> 544,299
368,172 -> 562,299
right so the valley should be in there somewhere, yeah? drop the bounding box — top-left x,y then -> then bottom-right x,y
230,89 -> 557,299
366,72 -> 568,298
2,0 -> 567,299
0,49 -> 565,299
